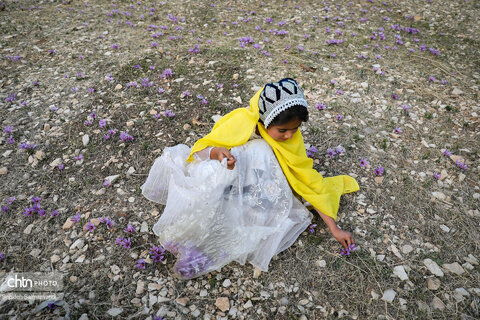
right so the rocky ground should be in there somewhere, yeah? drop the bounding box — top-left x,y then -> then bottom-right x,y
0,0 -> 479,319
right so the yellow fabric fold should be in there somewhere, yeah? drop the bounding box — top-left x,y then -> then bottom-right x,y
187,87 -> 359,220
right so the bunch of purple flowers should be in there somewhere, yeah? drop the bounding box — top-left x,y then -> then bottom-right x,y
99,216 -> 115,229
119,132 -> 134,142
115,236 -> 132,249
306,146 -> 317,158
150,245 -> 165,262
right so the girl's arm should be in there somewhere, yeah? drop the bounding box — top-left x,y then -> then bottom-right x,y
315,208 -> 354,249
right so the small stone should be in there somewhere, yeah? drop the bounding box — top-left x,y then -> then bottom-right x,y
374,176 -> 384,184
442,262 -> 465,275
115,84 -> 122,91
0,167 -> 7,175
136,281 -> 145,296
215,297 -> 230,312
140,221 -> 149,233
105,175 -> 120,184
464,254 -> 478,265
183,123 -> 191,130
78,314 -> 88,320
50,158 -> 62,167
222,279 -> 231,287
417,301 -> 430,312
371,290 -> 380,300
63,218 -> 75,230
75,255 -> 85,263
243,300 -> 253,309
315,259 -> 327,268
126,166 -> 136,176
298,299 -> 309,306
439,224 -> 450,232
427,278 -> 441,290
253,267 -> 262,278
128,197 -> 135,203
70,239 -> 85,251
176,297 -> 189,306
212,115 -> 223,123
34,151 -> 45,160
111,265 -> 121,275
126,120 -> 134,127
82,134 -> 90,146
360,82 -> 368,89
401,245 -> 414,254
423,259 -> 444,277
29,248 -> 41,258
453,288 -> 470,302
280,297 -> 289,305
199,290 -> 207,297
432,192 -> 446,201
451,88 -> 464,96
44,123 -> 51,131
51,255 -> 60,263
107,307 -> 123,317
233,96 -> 242,104
23,224 -> 34,235
431,297 -> 445,311
462,262 -> 474,271
393,266 -> 409,281
381,289 -> 396,303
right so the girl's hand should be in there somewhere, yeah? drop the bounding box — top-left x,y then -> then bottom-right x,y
210,147 -> 236,170
331,228 -> 355,249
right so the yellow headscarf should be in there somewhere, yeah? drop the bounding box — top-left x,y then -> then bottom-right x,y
187,87 -> 359,220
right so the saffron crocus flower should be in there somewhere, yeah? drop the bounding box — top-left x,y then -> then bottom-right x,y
157,87 -> 165,94
47,303 -> 57,311
441,80 -> 447,85
5,93 -> 16,103
374,166 -> 384,176
58,164 -> 64,170
0,252 -> 4,262
443,149 -> 452,157
340,243 -> 357,256
327,148 -> 337,158
315,103 -> 326,110
85,222 -> 95,231
7,197 -> 15,205
360,158 -> 369,168
107,129 -> 116,136
119,132 -> 134,142
392,94 -> 398,100
428,76 -> 435,82
75,154 -> 83,161
306,146 -> 317,158
394,127 -> 402,134
1,206 -> 9,212
31,196 -> 42,203
125,225 -> 135,233
336,114 -> 343,120
455,160 -> 467,170
71,212 -> 81,223
3,126 -> 13,134
335,146 -> 345,155
6,136 -> 15,144
164,110 -> 175,118
38,209 -> 46,216
23,207 -> 34,216
135,258 -> 146,269
401,104 -> 409,115
433,172 -> 441,179
99,119 -> 106,128
50,210 -> 59,217
308,224 -> 317,233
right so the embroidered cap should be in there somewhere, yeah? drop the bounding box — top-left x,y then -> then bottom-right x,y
258,78 -> 308,128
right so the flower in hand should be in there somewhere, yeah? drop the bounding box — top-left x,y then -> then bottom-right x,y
340,243 -> 358,256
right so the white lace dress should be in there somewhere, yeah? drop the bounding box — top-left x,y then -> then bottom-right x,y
141,134 -> 312,279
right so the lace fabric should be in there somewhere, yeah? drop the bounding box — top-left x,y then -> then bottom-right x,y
141,139 -> 312,279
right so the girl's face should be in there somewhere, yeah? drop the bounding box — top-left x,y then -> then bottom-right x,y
266,118 -> 302,142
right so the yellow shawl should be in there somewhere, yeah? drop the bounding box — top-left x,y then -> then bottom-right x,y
187,87 -> 359,220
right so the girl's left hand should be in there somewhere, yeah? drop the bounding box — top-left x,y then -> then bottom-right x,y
331,228 -> 355,249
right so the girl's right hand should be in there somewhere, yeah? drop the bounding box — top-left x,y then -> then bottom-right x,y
210,147 -> 236,170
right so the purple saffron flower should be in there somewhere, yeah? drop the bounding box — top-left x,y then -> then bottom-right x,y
428,76 -> 435,82
340,243 -> 357,256
360,158 -> 369,168
0,252 -> 4,262
217,83 -> 223,89
38,208 -> 46,216
6,136 -> 15,144
173,245 -> 213,279
1,206 -> 8,212
374,166 -> 384,176
402,104 -> 409,115
164,110 -> 175,118
443,149 -> 452,157
104,134 -> 110,140
336,113 -> 343,120
433,172 -> 441,179
308,224 -> 317,233
157,87 -> 165,94
161,68 -> 173,79
31,196 -> 42,203
135,258 -> 146,269
74,154 -> 83,162
394,126 -> 402,134
3,126 -> 13,134
327,148 -> 337,158
455,160 -> 467,170
58,164 -> 64,170
119,132 -> 134,142
50,209 -> 59,217
85,222 -> 95,231
71,212 -> 81,223
99,119 -> 106,128
47,303 -> 57,311
125,224 -> 136,233
441,80 -> 447,85
336,89 -> 342,95
24,207 -> 34,217
315,103 -> 326,110
5,93 -> 16,103
7,197 -> 15,205
306,146 -> 317,158
335,146 -> 345,155
107,129 -> 116,135
392,94 -> 398,100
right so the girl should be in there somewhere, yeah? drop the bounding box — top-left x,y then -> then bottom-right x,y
142,78 -> 359,279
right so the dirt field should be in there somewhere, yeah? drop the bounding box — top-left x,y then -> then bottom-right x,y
0,0 -> 478,319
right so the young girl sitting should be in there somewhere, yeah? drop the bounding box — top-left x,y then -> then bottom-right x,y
141,78 -> 359,279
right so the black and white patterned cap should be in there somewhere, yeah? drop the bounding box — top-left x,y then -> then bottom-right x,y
258,78 -> 308,128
